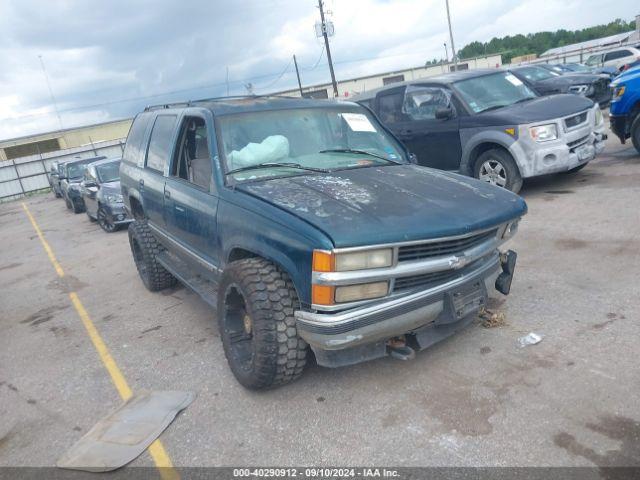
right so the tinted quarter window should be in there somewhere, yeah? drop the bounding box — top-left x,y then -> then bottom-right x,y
377,92 -> 404,124
605,50 -> 632,61
402,86 -> 452,120
146,115 -> 177,173
123,114 -> 150,166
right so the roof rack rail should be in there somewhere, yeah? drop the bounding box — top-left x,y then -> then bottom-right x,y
143,94 -> 304,111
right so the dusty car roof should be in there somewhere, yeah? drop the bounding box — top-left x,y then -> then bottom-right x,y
88,157 -> 120,167
147,96 -> 362,116
351,69 -> 503,100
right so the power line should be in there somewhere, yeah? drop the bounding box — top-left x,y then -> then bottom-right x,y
1,48 -> 447,123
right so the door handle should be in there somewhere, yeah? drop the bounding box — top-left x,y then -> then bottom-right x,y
164,190 -> 171,199
175,206 -> 185,213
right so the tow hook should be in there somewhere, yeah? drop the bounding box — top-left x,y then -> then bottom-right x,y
387,337 -> 416,361
495,250 -> 517,295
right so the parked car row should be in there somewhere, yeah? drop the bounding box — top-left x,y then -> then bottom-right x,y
48,156 -> 132,232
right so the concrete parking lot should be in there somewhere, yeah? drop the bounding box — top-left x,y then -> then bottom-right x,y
1,131 -> 639,470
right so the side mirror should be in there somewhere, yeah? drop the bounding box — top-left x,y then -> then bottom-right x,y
435,106 -> 453,120
408,153 -> 418,164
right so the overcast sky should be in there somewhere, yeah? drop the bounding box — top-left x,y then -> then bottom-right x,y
0,0 -> 637,140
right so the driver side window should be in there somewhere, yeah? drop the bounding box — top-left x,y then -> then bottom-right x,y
171,116 -> 212,191
402,86 -> 452,121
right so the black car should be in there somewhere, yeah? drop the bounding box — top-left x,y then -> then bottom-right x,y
81,157 -> 131,232
48,161 -> 61,197
60,156 -> 106,213
510,65 -> 611,106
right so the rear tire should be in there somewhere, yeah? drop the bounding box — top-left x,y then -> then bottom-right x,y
128,220 -> 177,291
218,258 -> 308,390
473,149 -> 523,193
72,199 -> 84,214
631,114 -> 640,155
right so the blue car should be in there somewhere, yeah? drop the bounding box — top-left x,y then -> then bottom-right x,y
609,67 -> 640,153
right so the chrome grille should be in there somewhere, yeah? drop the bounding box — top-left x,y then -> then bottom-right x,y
564,112 -> 588,129
393,269 -> 460,292
397,229 -> 497,263
567,135 -> 590,150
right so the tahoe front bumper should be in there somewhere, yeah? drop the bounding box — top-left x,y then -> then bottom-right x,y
295,251 -> 514,368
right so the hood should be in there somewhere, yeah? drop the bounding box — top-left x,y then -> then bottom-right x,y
467,94 -> 594,126
237,165 -> 527,248
562,73 -> 608,84
100,180 -> 121,194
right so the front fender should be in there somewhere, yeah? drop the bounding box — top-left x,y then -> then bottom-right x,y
460,128 -> 517,175
219,200 -> 332,308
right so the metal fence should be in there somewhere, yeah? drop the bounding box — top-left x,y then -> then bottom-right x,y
0,139 -> 125,203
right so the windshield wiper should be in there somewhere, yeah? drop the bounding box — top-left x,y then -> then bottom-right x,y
318,148 -> 402,164
226,162 -> 330,176
478,104 -> 507,113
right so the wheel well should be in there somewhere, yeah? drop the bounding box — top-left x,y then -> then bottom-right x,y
129,196 -> 144,220
228,248 -> 259,263
469,143 -> 514,173
630,101 -> 640,123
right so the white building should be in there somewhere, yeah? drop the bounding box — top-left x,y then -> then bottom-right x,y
275,54 -> 503,99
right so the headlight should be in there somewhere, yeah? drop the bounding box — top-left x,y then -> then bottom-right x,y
569,84 -> 590,95
501,220 -> 519,240
313,248 -> 393,272
612,85 -> 625,102
105,193 -> 123,203
529,124 -> 558,142
594,108 -> 603,125
335,281 -> 389,303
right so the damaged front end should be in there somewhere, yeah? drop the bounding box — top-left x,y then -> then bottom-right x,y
295,224 -> 521,368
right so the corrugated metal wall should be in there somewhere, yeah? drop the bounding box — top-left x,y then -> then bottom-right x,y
0,139 -> 125,203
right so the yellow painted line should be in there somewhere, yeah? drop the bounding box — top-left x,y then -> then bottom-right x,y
22,202 -> 179,480
22,203 -> 65,277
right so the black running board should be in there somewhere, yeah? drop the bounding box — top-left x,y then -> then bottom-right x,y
156,251 -> 219,311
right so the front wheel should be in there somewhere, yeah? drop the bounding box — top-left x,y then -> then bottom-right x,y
97,206 -> 117,232
218,258 -> 308,390
474,149 -> 523,193
631,114 -> 640,155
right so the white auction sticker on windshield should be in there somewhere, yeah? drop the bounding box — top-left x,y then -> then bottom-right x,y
341,113 -> 376,132
505,74 -> 524,86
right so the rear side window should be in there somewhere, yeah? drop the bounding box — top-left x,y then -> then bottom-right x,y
377,91 -> 405,124
122,115 -> 150,166
605,50 -> 632,61
146,115 -> 177,173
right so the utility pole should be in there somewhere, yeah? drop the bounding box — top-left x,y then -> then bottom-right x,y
38,55 -> 64,130
293,55 -> 304,97
445,0 -> 458,70
317,0 -> 338,97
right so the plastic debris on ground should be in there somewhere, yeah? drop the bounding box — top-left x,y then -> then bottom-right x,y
57,390 -> 195,472
518,332 -> 543,347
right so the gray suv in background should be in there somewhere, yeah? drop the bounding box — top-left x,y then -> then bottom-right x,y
353,69 -> 606,193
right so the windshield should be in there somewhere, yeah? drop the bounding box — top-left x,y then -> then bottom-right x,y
96,161 -> 120,183
218,107 -> 406,182
514,66 -> 558,81
565,63 -> 590,72
453,72 -> 537,114
66,161 -> 93,179
585,55 -> 601,66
